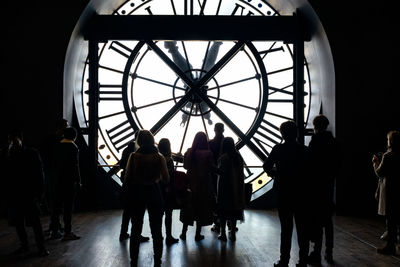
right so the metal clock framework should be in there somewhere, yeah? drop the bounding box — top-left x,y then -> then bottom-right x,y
65,0 -> 335,202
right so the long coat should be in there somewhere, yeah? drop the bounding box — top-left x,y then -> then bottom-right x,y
376,177 -> 386,216
217,153 -> 245,219
55,140 -> 81,192
182,148 -> 214,226
374,150 -> 400,217
308,130 -> 338,214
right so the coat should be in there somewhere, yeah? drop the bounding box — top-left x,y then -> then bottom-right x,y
55,139 -> 81,192
263,141 -> 310,207
124,145 -> 169,208
217,152 -> 245,220
181,148 -> 214,226
376,177 -> 386,216
308,130 -> 339,213
374,150 -> 400,217
124,146 -> 169,187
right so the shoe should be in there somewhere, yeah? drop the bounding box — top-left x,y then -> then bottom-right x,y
165,236 -> 179,245
218,234 -> 227,242
307,251 -> 321,266
228,231 -> 236,242
377,244 -> 396,255
273,260 -> 289,267
324,251 -> 334,264
195,234 -> 204,241
38,248 -> 50,257
62,232 -> 81,241
49,230 -> 63,240
139,235 -> 150,243
380,230 -> 388,241
119,232 -> 130,241
211,224 -> 220,234
179,233 -> 186,241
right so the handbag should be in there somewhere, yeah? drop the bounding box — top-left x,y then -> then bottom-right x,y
173,170 -> 189,209
173,170 -> 188,193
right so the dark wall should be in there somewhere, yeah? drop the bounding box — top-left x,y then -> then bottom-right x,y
0,2 -> 89,148
308,0 -> 400,215
1,1 -> 399,215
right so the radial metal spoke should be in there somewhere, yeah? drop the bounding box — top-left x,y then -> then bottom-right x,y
207,75 -> 258,91
135,74 -> 186,91
261,41 -> 277,60
98,110 -> 125,120
207,95 -> 256,111
195,91 -> 266,160
146,40 -> 196,89
265,111 -> 292,121
134,96 -> 184,111
149,91 -> 194,135
268,84 -> 308,96
268,84 -> 292,96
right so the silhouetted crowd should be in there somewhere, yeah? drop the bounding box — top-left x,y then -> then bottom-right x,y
119,123 -> 246,267
264,117 -> 338,267
1,115 -> 399,267
1,119 -> 81,258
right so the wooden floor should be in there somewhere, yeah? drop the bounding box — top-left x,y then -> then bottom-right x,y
0,209 -> 399,267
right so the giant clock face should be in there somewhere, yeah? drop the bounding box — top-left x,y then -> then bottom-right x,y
77,0 -> 312,199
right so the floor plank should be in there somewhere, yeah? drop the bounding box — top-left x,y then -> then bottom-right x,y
0,209 -> 399,266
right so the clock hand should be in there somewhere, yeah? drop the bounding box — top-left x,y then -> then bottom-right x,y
201,41 -> 223,76
164,41 -> 195,127
197,41 -> 245,88
193,41 -> 222,125
146,40 -> 195,88
164,41 -> 193,78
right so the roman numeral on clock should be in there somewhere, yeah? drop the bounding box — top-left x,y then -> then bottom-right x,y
231,3 -> 254,16
105,120 -> 137,152
251,119 -> 282,156
99,84 -> 122,101
109,41 -> 133,58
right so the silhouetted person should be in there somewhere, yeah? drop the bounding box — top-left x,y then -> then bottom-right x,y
180,132 -> 215,241
307,114 -> 339,264
372,130 -> 400,255
52,126 -> 81,241
216,137 -> 245,242
41,118 -> 68,238
119,137 -> 150,243
119,141 -> 135,241
209,123 -> 224,233
158,138 -> 179,245
374,151 -> 388,241
263,121 -> 310,267
124,130 -> 169,267
5,130 -> 49,256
